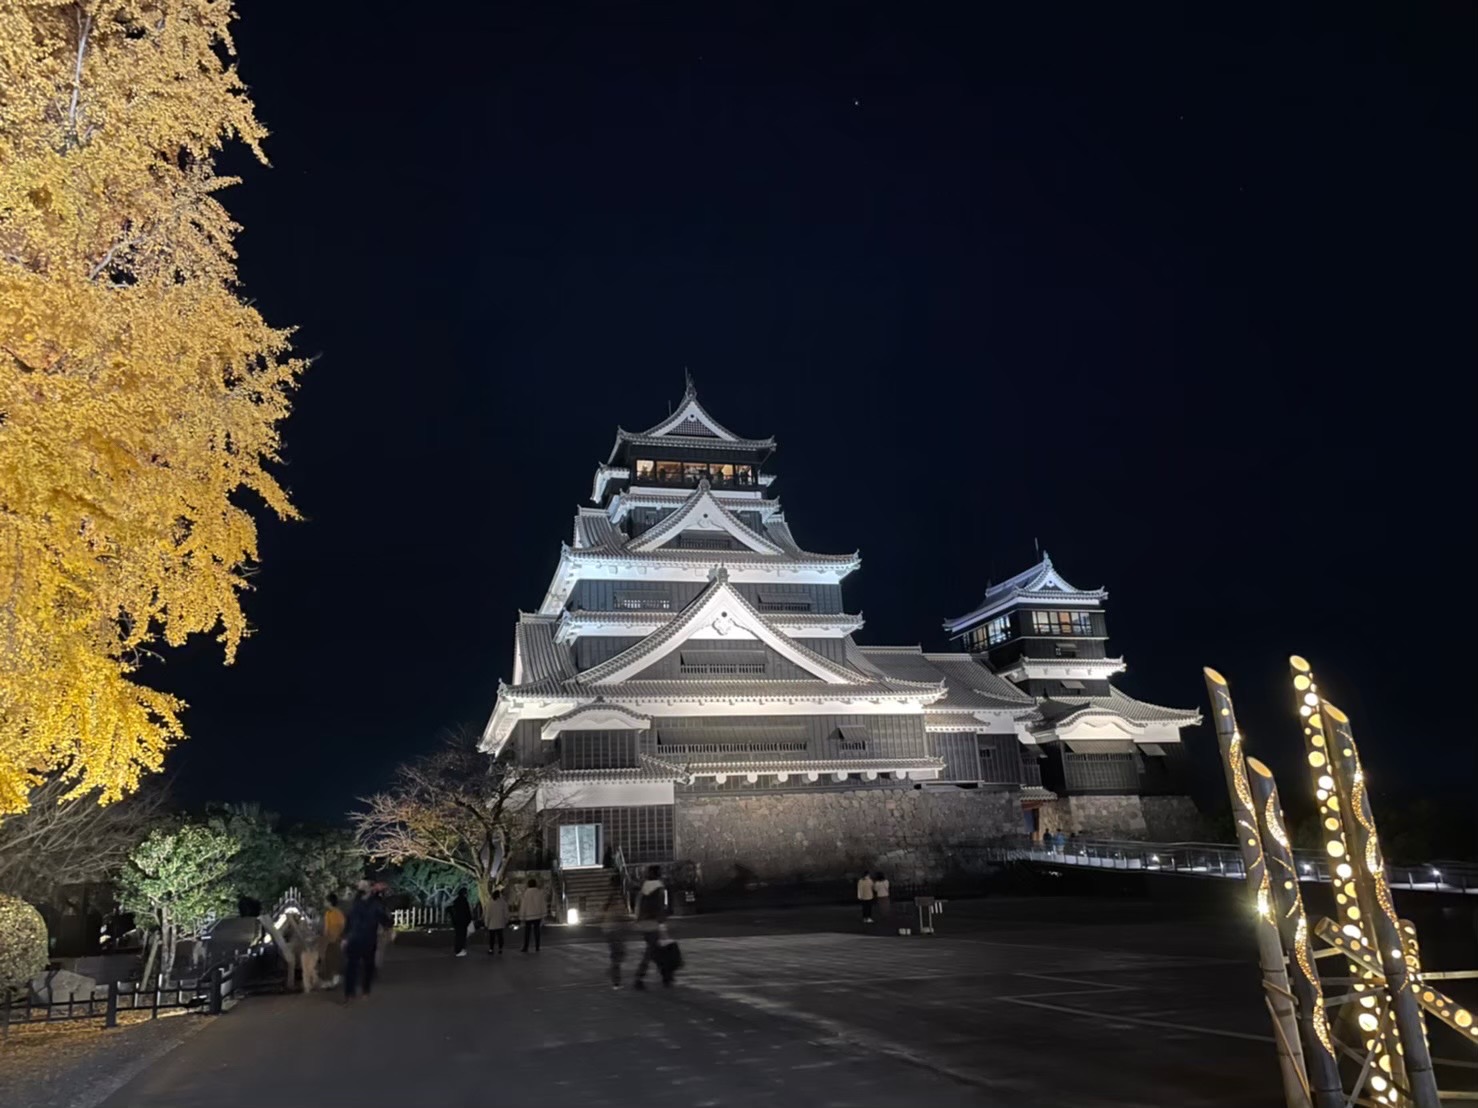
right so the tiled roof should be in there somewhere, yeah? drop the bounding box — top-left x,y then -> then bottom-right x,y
548,753 -> 691,785
557,608 -> 864,635
1034,688 -> 1201,729
576,575 -> 925,691
943,552 -> 1108,633
680,756 -> 944,776
765,518 -> 801,552
610,490 -> 782,523
858,647 -> 1035,711
625,481 -> 782,555
573,509 -> 625,550
509,579 -> 940,704
923,712 -> 999,731
515,614 -> 576,687
1020,786 -> 1058,802
563,543 -> 860,569
607,381 -> 775,462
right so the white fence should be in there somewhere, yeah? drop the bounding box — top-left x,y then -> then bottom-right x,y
391,905 -> 446,930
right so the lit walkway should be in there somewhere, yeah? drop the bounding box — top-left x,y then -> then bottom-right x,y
1011,838 -> 1478,894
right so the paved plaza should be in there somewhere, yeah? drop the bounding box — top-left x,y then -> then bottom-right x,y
84,896 -> 1286,1108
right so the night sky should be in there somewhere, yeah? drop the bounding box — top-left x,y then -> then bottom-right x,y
158,3 -> 1476,825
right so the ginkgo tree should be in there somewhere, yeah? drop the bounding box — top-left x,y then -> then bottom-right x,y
0,1 -> 302,813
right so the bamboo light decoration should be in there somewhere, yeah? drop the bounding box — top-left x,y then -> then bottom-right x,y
1246,757 -> 1343,1108
1288,656 -> 1403,1103
1313,918 -> 1477,1044
1209,656 -> 1473,1108
1203,668 -> 1309,1108
1318,701 -> 1440,1108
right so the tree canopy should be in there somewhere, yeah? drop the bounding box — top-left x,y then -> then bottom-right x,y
0,0 -> 302,814
118,822 -> 240,934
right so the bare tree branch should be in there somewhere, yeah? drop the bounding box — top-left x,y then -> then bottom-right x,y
350,732 -> 548,916
67,4 -> 92,147
0,776 -> 168,902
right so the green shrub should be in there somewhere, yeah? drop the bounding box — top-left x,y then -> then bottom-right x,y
0,894 -> 48,992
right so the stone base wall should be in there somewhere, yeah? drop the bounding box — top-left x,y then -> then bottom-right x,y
1141,796 -> 1205,842
1040,795 -> 1148,839
1039,793 -> 1203,842
674,786 -> 1021,887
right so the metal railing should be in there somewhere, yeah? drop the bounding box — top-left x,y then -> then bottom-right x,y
1001,837 -> 1478,894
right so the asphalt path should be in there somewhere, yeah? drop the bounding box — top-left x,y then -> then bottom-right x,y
96,897 -> 1293,1108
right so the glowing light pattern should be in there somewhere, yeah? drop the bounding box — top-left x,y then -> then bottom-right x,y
1320,700 -> 1439,1106
1202,668 -> 1309,1106
1289,657 -> 1397,1098
1313,918 -> 1478,1045
1248,759 -> 1338,1072
1211,659 -> 1472,1108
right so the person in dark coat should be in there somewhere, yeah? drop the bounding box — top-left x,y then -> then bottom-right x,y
449,890 -> 472,958
632,865 -> 671,990
343,882 -> 391,999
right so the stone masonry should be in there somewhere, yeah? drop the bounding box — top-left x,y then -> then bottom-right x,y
1038,794 -> 1208,842
1039,794 -> 1148,839
674,786 -> 1021,887
1141,796 -> 1206,842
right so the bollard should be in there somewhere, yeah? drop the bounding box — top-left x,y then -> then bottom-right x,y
105,981 -> 119,1028
208,967 -> 222,1016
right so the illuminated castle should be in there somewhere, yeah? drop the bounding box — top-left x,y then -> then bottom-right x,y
481,380 -> 1199,882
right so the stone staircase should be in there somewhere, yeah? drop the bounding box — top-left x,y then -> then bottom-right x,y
561,868 -> 618,921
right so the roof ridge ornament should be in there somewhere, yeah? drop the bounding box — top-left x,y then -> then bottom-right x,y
709,565 -> 730,584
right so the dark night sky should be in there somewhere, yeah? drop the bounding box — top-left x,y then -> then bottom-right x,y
157,2 -> 1476,824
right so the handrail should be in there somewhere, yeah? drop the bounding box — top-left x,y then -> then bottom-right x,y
1002,836 -> 1477,894
550,855 -> 568,923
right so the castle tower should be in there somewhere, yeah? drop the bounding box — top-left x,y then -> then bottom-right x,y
482,380 -> 976,881
942,553 -> 1203,840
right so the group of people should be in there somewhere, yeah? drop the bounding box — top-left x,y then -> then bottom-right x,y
444,866 -> 680,990
275,881 -> 393,1000
447,878 -> 549,957
855,871 -> 892,922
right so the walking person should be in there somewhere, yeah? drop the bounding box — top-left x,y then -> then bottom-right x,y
600,874 -> 632,988
519,877 -> 547,952
372,884 -> 395,971
320,892 -> 345,988
343,881 -> 390,1000
873,872 -> 891,924
857,871 -> 876,923
485,888 -> 508,954
633,865 -> 670,990
449,889 -> 473,958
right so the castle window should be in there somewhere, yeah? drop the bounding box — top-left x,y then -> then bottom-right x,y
836,725 -> 869,751
986,615 -> 1011,645
1031,610 -> 1092,636
757,591 -> 812,612
678,650 -> 767,676
675,531 -> 734,550
615,588 -> 672,611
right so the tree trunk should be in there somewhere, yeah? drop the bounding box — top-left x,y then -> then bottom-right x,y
140,929 -> 160,987
161,909 -> 175,981
474,874 -> 493,927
